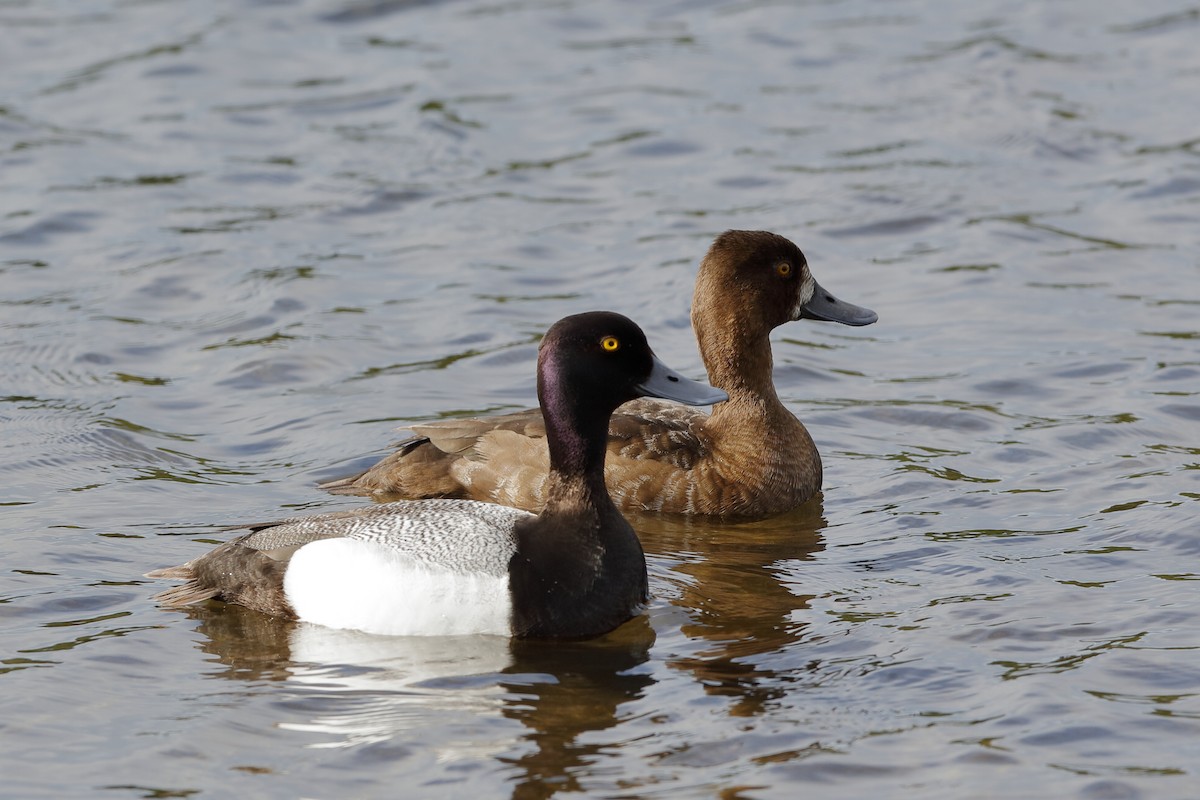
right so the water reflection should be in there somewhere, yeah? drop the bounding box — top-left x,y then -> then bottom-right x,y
186,603 -> 511,743
500,620 -> 656,800
184,603 -> 296,682
182,601 -> 655,795
282,625 -> 513,754
636,502 -> 826,717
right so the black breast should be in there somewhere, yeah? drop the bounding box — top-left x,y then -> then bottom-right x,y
507,506 -> 648,639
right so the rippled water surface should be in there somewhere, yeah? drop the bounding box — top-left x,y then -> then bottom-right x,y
3,0 -> 1199,797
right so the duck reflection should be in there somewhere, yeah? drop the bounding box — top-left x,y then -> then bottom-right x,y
181,601 -> 654,793
497,618 -> 655,800
183,602 -> 295,683
280,625 -> 514,751
183,603 -> 513,748
633,499 -> 826,717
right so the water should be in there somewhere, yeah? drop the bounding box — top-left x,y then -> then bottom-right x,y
2,0 -> 1198,797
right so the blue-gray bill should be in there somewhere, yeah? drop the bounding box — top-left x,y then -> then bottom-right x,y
800,280 -> 878,326
637,355 -> 729,405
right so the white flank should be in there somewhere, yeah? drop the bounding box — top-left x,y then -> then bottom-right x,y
283,538 -> 512,637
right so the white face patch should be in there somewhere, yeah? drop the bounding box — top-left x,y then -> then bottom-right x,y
792,272 -> 816,320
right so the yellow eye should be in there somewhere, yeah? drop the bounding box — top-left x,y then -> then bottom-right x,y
776,262 -> 793,278
600,335 -> 620,352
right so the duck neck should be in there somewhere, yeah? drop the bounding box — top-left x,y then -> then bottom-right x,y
537,355 -> 617,513
543,423 -> 612,512
693,309 -> 782,405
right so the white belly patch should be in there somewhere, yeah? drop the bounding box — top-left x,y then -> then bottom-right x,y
283,538 -> 512,637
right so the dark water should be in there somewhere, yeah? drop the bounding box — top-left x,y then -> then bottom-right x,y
3,0 -> 1199,797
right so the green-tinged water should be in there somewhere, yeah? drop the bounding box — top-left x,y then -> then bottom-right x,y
2,0 -> 1198,797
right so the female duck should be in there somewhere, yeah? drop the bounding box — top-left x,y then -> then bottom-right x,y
323,230 -> 877,518
148,312 -> 726,639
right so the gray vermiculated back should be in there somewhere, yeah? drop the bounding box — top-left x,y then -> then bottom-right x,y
243,499 -> 532,577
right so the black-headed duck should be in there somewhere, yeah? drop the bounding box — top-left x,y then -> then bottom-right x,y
148,312 -> 726,639
322,230 -> 877,518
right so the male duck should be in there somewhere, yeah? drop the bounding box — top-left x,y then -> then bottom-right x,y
148,312 -> 726,639
322,230 -> 877,518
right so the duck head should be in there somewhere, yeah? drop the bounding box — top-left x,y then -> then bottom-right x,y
692,230 -> 878,340
538,311 -> 727,418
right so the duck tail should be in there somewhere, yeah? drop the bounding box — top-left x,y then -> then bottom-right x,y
316,473 -> 364,494
144,564 -> 192,580
145,563 -> 221,607
318,436 -> 462,498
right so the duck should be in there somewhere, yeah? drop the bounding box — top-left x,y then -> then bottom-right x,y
321,230 -> 877,518
147,311 -> 727,639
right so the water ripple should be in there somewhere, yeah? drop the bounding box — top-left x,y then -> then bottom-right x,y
4,0 -> 1200,797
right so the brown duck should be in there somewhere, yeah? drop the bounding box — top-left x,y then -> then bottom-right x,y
322,230 -> 877,518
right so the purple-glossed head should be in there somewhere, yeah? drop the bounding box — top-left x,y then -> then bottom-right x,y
536,311 -> 727,423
